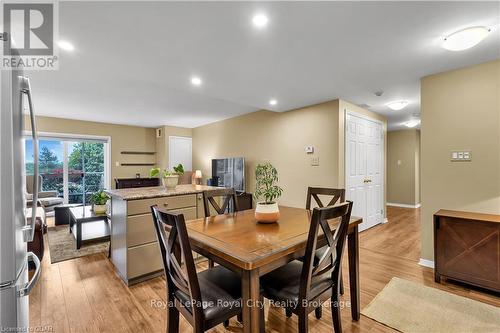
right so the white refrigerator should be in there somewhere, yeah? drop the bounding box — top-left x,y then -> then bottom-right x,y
0,31 -> 41,330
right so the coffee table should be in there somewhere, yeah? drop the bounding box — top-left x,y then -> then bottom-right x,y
69,206 -> 110,249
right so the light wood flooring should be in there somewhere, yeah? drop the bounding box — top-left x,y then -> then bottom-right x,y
30,207 -> 500,332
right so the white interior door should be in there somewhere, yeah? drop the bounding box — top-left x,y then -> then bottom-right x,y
346,113 -> 384,232
169,136 -> 192,171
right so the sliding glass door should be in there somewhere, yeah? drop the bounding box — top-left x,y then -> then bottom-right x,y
25,136 -> 109,205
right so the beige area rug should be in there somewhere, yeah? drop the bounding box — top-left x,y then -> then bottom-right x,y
362,277 -> 500,333
47,226 -> 109,263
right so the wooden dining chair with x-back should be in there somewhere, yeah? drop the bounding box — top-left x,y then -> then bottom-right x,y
260,201 -> 353,333
295,187 -> 346,319
203,188 -> 240,268
151,206 -> 243,333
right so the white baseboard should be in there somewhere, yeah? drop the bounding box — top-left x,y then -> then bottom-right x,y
387,202 -> 421,209
383,218 -> 388,224
418,258 -> 435,268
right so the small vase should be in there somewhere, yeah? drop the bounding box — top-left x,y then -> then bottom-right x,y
255,202 -> 280,223
162,175 -> 179,189
93,204 -> 107,214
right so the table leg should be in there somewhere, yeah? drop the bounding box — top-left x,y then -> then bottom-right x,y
76,221 -> 82,250
348,226 -> 360,321
242,269 -> 261,333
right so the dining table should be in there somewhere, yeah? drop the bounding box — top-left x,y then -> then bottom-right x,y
184,205 -> 362,333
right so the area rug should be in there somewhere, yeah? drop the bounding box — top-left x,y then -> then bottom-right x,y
47,226 -> 109,263
362,277 -> 500,333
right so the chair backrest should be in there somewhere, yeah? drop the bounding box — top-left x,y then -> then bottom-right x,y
26,175 -> 43,194
150,206 -> 203,319
305,187 -> 345,210
299,201 -> 353,301
202,188 -> 239,217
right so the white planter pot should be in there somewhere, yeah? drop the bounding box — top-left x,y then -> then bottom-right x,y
93,204 -> 107,214
162,175 -> 179,189
255,202 -> 280,223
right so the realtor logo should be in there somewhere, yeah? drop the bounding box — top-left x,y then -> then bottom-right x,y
1,1 -> 58,70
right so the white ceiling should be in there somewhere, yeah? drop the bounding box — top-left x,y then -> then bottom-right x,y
29,1 -> 500,130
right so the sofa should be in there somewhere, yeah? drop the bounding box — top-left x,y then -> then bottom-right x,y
26,175 -> 64,212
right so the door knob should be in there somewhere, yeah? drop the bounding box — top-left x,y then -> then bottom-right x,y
363,179 -> 372,183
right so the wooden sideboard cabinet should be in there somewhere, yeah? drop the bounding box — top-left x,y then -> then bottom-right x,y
434,209 -> 500,292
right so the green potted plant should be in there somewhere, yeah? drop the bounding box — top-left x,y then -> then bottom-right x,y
254,162 -> 283,223
90,190 -> 110,214
150,164 -> 184,189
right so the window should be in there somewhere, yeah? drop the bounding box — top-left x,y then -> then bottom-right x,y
25,136 -> 109,205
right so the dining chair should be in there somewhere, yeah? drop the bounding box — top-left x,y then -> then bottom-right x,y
305,187 -> 345,210
203,188 -> 240,268
151,206 -> 243,333
300,187 -> 346,318
260,201 -> 353,333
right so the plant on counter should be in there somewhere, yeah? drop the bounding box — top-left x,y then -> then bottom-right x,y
150,164 -> 184,189
90,190 -> 110,214
254,162 -> 283,223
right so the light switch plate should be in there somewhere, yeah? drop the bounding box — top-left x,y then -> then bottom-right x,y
451,150 -> 471,162
305,145 -> 314,154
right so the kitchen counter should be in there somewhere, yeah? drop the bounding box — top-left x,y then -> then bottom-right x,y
107,183 -> 222,285
105,184 -> 221,200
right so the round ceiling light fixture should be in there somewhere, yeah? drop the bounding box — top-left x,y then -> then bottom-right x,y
190,76 -> 202,86
442,26 -> 490,51
269,99 -> 277,106
57,40 -> 75,51
252,14 -> 269,28
386,100 -> 409,111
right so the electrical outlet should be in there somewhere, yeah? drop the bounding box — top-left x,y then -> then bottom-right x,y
311,157 -> 319,166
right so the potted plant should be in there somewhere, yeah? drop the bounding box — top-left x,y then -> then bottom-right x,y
150,164 -> 184,189
254,162 -> 283,223
90,190 -> 110,214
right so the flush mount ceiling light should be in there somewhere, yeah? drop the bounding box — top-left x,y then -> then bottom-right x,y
442,26 -> 490,51
386,100 -> 409,111
190,76 -> 202,86
252,14 -> 268,28
405,119 -> 421,128
57,40 -> 74,51
269,99 -> 277,106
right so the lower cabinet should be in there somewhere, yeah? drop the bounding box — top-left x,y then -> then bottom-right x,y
434,209 -> 500,293
111,193 -> 202,285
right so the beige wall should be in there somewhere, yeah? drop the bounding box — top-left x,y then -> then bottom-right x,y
387,129 -> 420,206
155,125 -> 193,170
25,116 -> 157,188
421,59 -> 500,261
192,99 -> 387,209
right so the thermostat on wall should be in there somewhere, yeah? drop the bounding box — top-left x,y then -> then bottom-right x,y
305,146 -> 314,154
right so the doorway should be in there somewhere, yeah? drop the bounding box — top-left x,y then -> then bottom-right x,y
345,112 -> 385,232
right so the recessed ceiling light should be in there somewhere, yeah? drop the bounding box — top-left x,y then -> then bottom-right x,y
405,119 -> 421,128
252,14 -> 268,28
442,26 -> 490,51
386,100 -> 409,111
190,76 -> 202,86
57,40 -> 74,51
269,99 -> 277,106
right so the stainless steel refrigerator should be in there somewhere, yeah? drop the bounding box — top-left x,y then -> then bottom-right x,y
0,31 -> 41,330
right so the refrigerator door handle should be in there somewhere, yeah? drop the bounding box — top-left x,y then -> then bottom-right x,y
20,76 -> 39,243
17,252 -> 41,297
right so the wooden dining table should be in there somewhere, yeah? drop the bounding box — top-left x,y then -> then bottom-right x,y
184,206 -> 362,333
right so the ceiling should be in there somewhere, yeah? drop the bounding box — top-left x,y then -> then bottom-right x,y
29,1 -> 500,130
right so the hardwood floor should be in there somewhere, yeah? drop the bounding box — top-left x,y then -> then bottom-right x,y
30,207 -> 500,332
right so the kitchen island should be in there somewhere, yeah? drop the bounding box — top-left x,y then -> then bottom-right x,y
106,184 -> 221,285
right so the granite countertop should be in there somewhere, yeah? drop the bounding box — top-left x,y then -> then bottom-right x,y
105,184 -> 222,200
